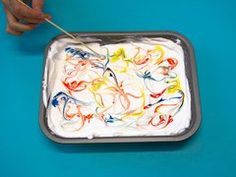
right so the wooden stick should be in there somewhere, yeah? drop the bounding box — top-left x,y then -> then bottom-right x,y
16,0 -> 102,57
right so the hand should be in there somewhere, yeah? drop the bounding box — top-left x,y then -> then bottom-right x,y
2,0 -> 51,35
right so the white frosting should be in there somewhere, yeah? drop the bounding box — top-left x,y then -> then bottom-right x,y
43,37 -> 191,139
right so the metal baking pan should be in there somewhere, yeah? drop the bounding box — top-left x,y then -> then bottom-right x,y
39,31 -> 201,144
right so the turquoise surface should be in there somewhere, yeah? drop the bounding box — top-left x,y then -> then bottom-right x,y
0,0 -> 235,177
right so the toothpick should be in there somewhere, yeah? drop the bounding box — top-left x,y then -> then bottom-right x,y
16,0 -> 102,57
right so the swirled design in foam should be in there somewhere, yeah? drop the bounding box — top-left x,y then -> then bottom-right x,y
45,38 -> 191,138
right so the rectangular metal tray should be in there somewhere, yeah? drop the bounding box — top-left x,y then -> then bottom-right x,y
39,31 -> 201,144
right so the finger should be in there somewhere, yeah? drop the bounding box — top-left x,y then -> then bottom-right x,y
6,25 -> 23,35
20,15 -> 46,23
9,0 -> 49,21
3,5 -> 22,35
32,0 -> 44,11
20,10 -> 51,24
6,8 -> 37,32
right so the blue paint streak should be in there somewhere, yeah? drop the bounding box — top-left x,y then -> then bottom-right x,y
105,114 -> 118,124
51,92 -> 91,120
65,47 -> 94,59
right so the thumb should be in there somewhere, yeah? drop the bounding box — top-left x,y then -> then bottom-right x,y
32,0 -> 44,11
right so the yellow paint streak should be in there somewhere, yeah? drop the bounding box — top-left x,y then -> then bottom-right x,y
153,45 -> 165,64
167,78 -> 181,93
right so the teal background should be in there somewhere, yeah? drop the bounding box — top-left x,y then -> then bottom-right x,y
0,0 -> 235,177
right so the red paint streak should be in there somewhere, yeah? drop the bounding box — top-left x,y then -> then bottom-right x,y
158,58 -> 178,70
148,115 -> 173,127
62,80 -> 87,93
166,58 -> 178,69
84,114 -> 94,123
150,88 -> 167,98
164,116 -> 173,127
65,113 -> 76,120
148,115 -> 165,127
134,57 -> 150,65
